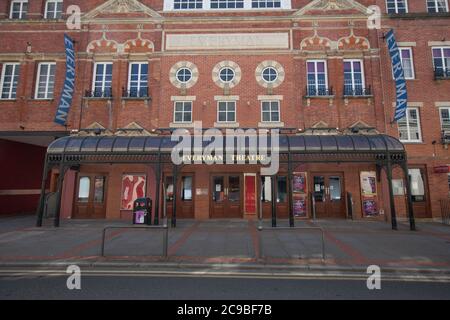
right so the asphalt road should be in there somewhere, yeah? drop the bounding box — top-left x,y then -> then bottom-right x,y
0,272 -> 449,300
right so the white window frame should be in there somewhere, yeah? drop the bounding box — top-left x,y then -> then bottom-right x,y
439,107 -> 450,131
261,66 -> 278,84
92,62 -> 113,96
127,62 -> 148,97
0,63 -> 20,100
306,59 -> 329,94
217,101 -> 237,123
173,101 -> 193,123
385,0 -> 408,13
261,100 -> 280,123
10,0 -> 28,19
211,0 -> 244,9
343,59 -> 365,92
218,67 -> 235,83
398,107 -> 422,142
427,0 -> 449,12
432,47 -> 450,71
163,0 -> 291,10
44,0 -> 63,19
35,62 -> 56,100
395,47 -> 415,80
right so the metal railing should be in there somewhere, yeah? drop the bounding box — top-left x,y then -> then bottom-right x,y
121,87 -> 150,99
84,89 -> 113,98
434,67 -> 450,80
440,199 -> 450,225
305,86 -> 334,97
343,85 -> 372,97
101,220 -> 169,257
257,226 -> 326,261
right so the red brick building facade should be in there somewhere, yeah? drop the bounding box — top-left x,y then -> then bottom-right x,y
0,0 -> 449,223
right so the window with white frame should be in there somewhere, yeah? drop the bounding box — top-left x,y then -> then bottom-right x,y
306,60 -> 329,96
432,47 -> 450,77
35,62 -> 56,99
217,101 -> 236,122
439,107 -> 450,131
10,0 -> 28,19
164,0 -> 290,10
128,62 -> 148,98
343,59 -> 365,96
386,0 -> 408,13
252,0 -> 281,8
211,0 -> 244,9
92,63 -> 113,98
0,63 -> 20,100
45,0 -> 63,19
427,0 -> 449,12
398,108 -> 422,142
174,101 -> 193,123
173,0 -> 203,9
398,47 -> 415,79
261,101 -> 280,122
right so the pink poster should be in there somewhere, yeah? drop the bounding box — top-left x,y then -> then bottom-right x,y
121,174 -> 146,210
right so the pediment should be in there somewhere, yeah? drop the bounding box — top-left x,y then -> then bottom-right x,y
83,0 -> 162,20
293,0 -> 368,16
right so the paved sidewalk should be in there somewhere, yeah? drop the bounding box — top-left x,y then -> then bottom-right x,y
0,215 -> 449,275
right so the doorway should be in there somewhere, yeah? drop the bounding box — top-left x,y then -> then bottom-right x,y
73,173 -> 107,219
165,174 -> 195,219
210,174 -> 242,218
312,173 -> 346,218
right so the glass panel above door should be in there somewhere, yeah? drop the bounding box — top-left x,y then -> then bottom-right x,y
329,176 -> 342,201
78,177 -> 90,202
228,176 -> 240,202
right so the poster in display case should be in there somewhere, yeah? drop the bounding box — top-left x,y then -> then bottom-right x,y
360,171 -> 379,216
292,172 -> 307,217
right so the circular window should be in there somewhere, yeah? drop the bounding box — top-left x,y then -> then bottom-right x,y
219,67 -> 235,83
176,68 -> 192,83
262,67 -> 278,83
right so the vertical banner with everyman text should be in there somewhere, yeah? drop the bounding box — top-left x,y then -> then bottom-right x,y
54,34 -> 75,126
385,29 -> 408,122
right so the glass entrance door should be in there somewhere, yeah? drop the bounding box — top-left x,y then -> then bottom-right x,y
211,174 -> 242,218
312,173 -> 345,218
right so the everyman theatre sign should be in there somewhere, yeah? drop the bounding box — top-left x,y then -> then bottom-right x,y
386,29 -> 408,122
54,34 -> 76,126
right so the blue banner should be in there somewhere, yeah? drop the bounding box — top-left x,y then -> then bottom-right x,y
386,29 -> 408,122
54,34 -> 75,126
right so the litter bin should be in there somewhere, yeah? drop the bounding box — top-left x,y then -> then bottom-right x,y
133,197 -> 152,225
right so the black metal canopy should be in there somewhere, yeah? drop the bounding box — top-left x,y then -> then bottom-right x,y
37,133 -> 415,232
47,134 -> 405,157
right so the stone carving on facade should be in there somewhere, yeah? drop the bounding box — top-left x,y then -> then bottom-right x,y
293,0 -> 368,16
115,122 -> 153,136
337,30 -> 370,51
86,33 -> 119,55
83,0 -> 163,19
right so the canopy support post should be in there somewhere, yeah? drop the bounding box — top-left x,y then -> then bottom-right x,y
271,175 -> 276,227
53,162 -> 67,228
288,156 -> 294,228
36,156 -> 50,227
402,161 -> 416,231
386,160 -> 398,230
153,159 -> 161,226
171,164 -> 178,228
